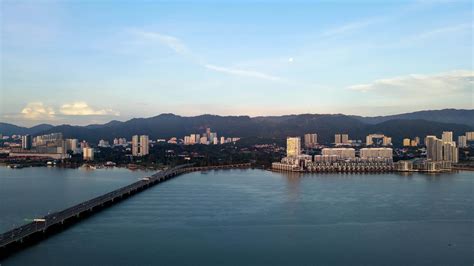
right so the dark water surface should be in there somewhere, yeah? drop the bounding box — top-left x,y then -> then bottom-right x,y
1,167 -> 473,265
0,166 -> 146,232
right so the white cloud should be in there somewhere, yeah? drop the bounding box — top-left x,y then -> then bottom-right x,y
204,64 -> 283,82
397,23 -> 472,46
21,102 -> 55,120
128,29 -> 283,82
59,102 -> 119,116
130,30 -> 190,55
348,70 -> 473,96
321,19 -> 380,37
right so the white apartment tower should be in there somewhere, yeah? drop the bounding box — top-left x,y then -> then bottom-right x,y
286,137 -> 301,157
83,147 -> 94,161
458,135 -> 467,148
132,135 -> 150,156
304,133 -> 317,148
442,131 -> 453,143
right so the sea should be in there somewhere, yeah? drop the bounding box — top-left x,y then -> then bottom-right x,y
1,166 -> 472,265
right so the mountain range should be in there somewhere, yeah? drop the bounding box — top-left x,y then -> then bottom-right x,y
1,109 -> 472,145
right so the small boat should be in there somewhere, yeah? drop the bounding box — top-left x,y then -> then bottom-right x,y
127,164 -> 139,170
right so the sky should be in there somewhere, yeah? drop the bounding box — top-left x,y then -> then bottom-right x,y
1,0 -> 473,126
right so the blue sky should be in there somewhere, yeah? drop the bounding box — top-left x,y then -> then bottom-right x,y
1,0 -> 472,126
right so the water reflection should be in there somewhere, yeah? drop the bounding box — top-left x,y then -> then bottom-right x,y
281,171 -> 302,201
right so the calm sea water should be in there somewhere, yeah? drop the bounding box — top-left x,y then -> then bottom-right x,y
0,166 -> 147,232
1,167 -> 473,265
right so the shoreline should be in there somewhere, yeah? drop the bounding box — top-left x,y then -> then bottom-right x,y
452,167 -> 474,171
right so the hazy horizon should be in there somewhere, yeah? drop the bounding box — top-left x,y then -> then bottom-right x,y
2,107 -> 473,128
1,0 -> 472,127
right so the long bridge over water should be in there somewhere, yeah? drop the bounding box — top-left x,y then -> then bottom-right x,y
0,163 -> 251,258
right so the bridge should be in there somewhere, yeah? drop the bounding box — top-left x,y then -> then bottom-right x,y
0,163 -> 251,258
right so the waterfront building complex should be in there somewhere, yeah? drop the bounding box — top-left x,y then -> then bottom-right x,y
425,135 -> 458,163
273,131 -> 460,173
395,159 -> 454,172
273,137 -> 394,172
9,132 -> 69,159
321,148 -> 355,159
360,148 -> 393,161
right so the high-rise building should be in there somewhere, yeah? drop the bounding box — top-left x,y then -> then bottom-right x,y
220,136 -> 225,144
132,135 -> 139,156
403,138 -> 411,147
458,135 -> 467,148
187,135 -> 193,144
80,141 -> 89,149
206,128 -> 211,139
209,132 -> 217,143
442,131 -> 453,143
321,148 -> 355,159
34,133 -> 63,146
132,135 -> 149,156
118,138 -> 127,145
83,147 -> 94,161
366,134 -> 392,146
334,134 -> 342,145
442,142 -> 458,163
415,136 -> 421,146
360,148 -> 393,161
341,134 -> 349,144
140,135 -> 149,155
200,136 -> 208,145
66,138 -> 78,152
465,132 -> 474,141
98,139 -> 110,147
21,134 -> 32,150
184,136 -> 191,145
425,136 -> 443,162
287,137 -> 301,157
213,137 -> 218,145
304,133 -> 317,148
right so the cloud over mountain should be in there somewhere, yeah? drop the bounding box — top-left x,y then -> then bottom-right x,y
21,102 -> 55,120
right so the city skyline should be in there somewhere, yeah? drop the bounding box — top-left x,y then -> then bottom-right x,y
1,0 -> 473,126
